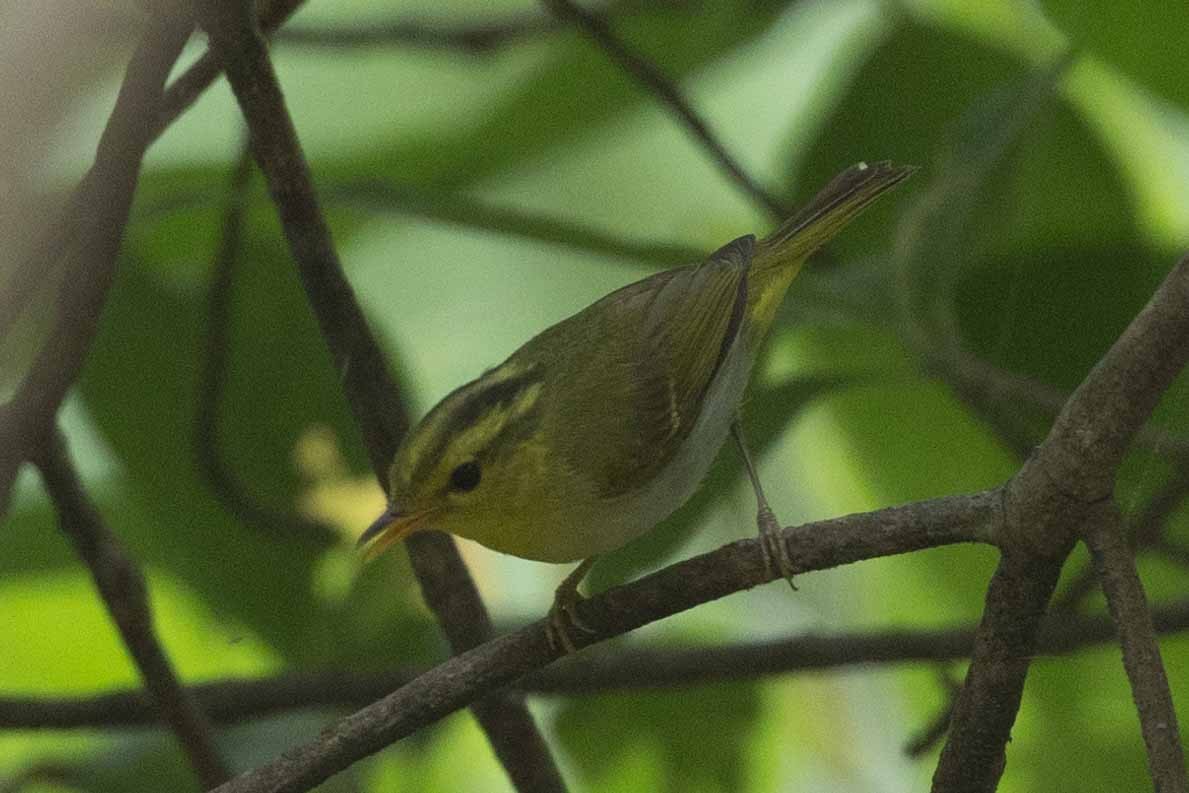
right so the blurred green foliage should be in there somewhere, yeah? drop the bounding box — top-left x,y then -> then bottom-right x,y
3,0 -> 1189,791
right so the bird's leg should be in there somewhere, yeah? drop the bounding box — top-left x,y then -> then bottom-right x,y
730,418 -> 797,590
546,556 -> 599,653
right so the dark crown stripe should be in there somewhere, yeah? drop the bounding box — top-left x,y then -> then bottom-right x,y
412,363 -> 545,482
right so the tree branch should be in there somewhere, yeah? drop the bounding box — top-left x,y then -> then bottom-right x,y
155,0 -> 308,141
325,180 -> 701,266
934,253 -> 1189,792
1085,503 -> 1187,792
539,0 -> 787,220
932,550 -> 1063,792
32,432 -> 230,788
191,3 -> 566,790
10,596 -> 1189,731
1054,465 -> 1189,613
202,491 -> 992,793
0,13 -> 192,512
271,0 -> 645,52
274,8 -> 558,52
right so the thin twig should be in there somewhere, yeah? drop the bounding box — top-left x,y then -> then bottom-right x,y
206,490 -> 994,793
275,10 -> 557,52
272,0 -> 643,52
195,142 -> 335,544
539,0 -> 786,220
1084,503 -> 1187,792
904,667 -> 961,758
326,180 -> 701,266
32,432 -> 230,788
192,3 -> 566,790
155,0 -> 308,141
950,350 -> 1189,462
0,763 -> 78,793
0,13 -> 192,514
1054,465 -> 1189,613
932,551 -> 1064,793
10,596 -> 1189,730
934,253 -> 1189,792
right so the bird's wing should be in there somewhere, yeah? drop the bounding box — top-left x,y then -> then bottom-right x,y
581,234 -> 753,498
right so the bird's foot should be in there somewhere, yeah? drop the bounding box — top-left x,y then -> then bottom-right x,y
545,560 -> 598,654
546,584 -> 595,654
757,504 -> 797,591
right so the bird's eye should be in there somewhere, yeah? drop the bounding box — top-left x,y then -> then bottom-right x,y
448,460 -> 481,492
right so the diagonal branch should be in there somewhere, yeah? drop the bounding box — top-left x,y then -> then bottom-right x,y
207,491 -> 994,793
1054,465 -> 1189,613
191,2 -> 566,791
326,180 -> 701,266
934,253 -> 1189,792
9,597 -> 1189,730
271,1 -> 649,53
540,0 -> 787,219
32,432 -> 230,788
274,9 -> 556,52
0,13 -> 192,513
1084,503 -> 1187,792
156,0 -> 308,141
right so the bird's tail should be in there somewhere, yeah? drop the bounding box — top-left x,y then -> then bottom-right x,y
754,160 -> 915,274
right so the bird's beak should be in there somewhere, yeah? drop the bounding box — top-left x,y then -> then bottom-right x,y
357,506 -> 437,562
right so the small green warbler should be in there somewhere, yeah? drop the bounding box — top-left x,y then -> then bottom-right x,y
360,162 -> 913,649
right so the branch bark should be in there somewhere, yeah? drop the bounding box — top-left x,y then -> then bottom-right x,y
205,491 -> 992,793
0,12 -> 191,512
1085,503 -> 1188,792
33,432 -> 230,788
934,253 -> 1189,792
191,2 -> 565,790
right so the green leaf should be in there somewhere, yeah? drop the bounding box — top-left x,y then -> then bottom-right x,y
555,682 -> 762,793
1041,1 -> 1189,110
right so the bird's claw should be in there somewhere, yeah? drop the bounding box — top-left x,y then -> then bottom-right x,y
546,585 -> 595,654
757,505 -> 797,591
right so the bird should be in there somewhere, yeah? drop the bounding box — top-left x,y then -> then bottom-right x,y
358,161 -> 914,650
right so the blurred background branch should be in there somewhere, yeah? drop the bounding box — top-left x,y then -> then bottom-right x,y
5,597 -> 1189,731
33,431 -> 230,788
193,1 -> 566,790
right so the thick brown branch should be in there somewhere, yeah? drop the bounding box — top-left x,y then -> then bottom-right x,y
156,0 -> 307,141
11,596 -> 1189,731
1027,255 -> 1189,508
192,3 -> 565,790
203,491 -> 993,793
935,253 -> 1189,792
33,433 -> 230,788
932,551 -> 1063,792
950,350 -> 1189,462
539,0 -> 786,219
1085,504 -> 1187,792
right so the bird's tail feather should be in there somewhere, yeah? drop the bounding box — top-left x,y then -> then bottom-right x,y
755,161 -> 916,272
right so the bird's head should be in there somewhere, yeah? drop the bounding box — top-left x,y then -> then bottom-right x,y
357,360 -> 546,560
